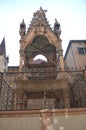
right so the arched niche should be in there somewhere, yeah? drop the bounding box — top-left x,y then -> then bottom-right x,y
25,35 -> 57,67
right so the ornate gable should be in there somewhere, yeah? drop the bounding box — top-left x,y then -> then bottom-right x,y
19,7 -> 61,49
19,8 -> 64,72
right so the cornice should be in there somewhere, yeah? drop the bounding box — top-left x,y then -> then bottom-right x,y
0,108 -> 86,118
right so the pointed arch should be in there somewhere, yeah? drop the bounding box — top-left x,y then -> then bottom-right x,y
25,35 -> 57,65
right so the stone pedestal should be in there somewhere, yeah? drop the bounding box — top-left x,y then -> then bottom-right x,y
41,110 -> 53,130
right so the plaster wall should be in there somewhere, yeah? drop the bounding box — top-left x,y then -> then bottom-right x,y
0,56 -> 6,72
65,42 -> 86,70
0,111 -> 86,130
65,46 -> 76,70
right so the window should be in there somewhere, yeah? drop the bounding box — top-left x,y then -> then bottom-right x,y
78,47 -> 86,54
85,48 -> 86,53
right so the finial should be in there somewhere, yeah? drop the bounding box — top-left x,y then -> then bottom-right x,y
22,19 -> 24,23
40,0 -> 43,8
19,19 -> 26,37
21,19 -> 25,25
54,18 -> 61,35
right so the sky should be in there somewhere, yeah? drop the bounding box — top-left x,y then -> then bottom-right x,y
0,0 -> 86,66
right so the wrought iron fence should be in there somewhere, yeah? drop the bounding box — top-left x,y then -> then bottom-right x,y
0,79 -> 14,110
0,71 -> 86,111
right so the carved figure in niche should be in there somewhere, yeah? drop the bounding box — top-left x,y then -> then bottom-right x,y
36,24 -> 45,33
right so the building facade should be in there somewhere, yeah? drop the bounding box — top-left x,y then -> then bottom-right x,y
64,40 -> 86,71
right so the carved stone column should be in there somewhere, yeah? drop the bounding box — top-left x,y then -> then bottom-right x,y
58,49 -> 65,71
19,50 -> 24,71
16,90 -> 24,110
23,92 -> 28,109
63,87 -> 70,108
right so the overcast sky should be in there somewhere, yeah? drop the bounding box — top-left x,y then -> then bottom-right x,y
0,0 -> 86,66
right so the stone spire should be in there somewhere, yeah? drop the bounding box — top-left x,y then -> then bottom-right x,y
19,19 -> 26,38
54,18 -> 61,36
0,38 -> 9,72
0,38 -> 6,56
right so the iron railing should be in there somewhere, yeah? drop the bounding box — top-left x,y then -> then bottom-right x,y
0,71 -> 86,111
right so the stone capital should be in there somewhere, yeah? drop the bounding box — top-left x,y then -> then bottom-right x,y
58,49 -> 63,56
